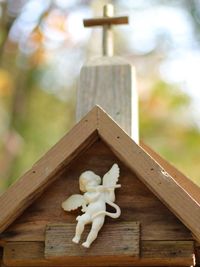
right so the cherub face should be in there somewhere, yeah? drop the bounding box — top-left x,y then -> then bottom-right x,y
79,171 -> 101,192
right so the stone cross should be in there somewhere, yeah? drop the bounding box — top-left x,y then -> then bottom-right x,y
83,4 -> 128,56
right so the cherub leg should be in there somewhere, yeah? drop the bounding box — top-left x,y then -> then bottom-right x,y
72,214 -> 90,244
82,216 -> 105,248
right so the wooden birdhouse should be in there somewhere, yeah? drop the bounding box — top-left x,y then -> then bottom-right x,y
0,4 -> 200,267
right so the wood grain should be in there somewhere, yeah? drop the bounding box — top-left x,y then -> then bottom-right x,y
3,240 -> 194,266
0,107 -> 98,234
97,107 -> 200,242
76,57 -> 138,141
141,240 -> 194,266
45,222 -> 139,258
0,140 -> 192,244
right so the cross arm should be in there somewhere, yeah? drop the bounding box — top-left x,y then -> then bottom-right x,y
83,16 -> 128,27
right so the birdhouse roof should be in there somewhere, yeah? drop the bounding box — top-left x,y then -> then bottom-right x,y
0,106 -> 200,241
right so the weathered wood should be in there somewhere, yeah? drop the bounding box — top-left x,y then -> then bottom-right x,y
0,139 -> 192,245
0,247 -> 3,266
4,242 -> 45,267
0,107 -> 99,234
141,240 -> 194,266
97,107 -> 200,241
195,241 -> 200,265
3,240 -> 194,266
45,222 -> 139,259
1,107 -> 199,246
83,16 -> 128,27
102,4 -> 114,57
76,57 -> 138,141
141,141 -> 200,205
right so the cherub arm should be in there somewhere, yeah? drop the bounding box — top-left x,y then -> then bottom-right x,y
86,185 -> 101,192
84,191 -> 101,203
87,185 -> 120,193
81,197 -> 88,212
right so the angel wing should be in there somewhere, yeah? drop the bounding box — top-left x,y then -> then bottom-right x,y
103,163 -> 120,202
62,194 -> 85,211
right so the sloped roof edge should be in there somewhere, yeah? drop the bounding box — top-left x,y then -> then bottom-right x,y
141,142 -> 200,205
97,107 -> 200,241
0,106 -> 99,233
0,106 -> 200,241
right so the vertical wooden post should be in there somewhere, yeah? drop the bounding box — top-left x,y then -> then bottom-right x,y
102,4 -> 114,56
77,5 -> 139,143
76,57 -> 138,142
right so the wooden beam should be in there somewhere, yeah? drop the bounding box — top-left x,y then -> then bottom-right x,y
0,247 -> 3,267
76,57 -> 138,141
3,242 -> 45,267
195,241 -> 200,265
141,240 -> 194,266
3,240 -> 194,266
97,107 -> 200,241
0,107 -> 99,234
83,16 -> 128,27
0,219 -> 192,243
45,222 -> 139,259
141,141 -> 200,205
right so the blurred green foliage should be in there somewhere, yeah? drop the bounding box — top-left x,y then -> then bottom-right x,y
0,0 -> 200,194
140,81 -> 200,185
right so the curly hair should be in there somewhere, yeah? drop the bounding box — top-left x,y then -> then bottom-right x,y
79,171 -> 101,192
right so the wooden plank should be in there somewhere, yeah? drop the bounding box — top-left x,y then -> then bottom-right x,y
76,57 -> 138,141
3,240 -> 194,266
195,241 -> 200,265
0,247 -> 3,266
141,142 -> 200,205
0,139 -> 192,244
97,107 -> 200,241
1,220 -> 192,244
45,222 -> 139,258
141,240 -> 194,266
83,16 -> 128,27
3,242 -> 46,267
0,106 -> 99,234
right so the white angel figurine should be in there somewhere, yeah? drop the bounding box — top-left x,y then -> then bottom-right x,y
62,163 -> 121,248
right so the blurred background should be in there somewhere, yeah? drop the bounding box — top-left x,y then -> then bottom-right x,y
0,0 -> 200,194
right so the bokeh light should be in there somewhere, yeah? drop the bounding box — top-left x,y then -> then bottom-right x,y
0,0 -> 200,194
